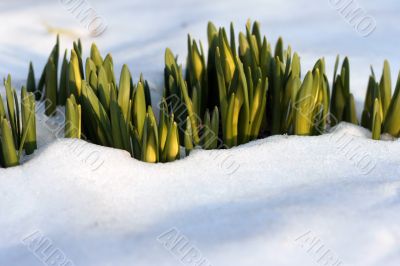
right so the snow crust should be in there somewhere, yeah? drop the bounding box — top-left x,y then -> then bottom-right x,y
0,0 -> 399,265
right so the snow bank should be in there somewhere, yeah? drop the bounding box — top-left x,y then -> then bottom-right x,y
1,123 -> 399,265
1,0 -> 400,265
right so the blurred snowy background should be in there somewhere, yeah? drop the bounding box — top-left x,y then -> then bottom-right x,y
0,0 -> 399,107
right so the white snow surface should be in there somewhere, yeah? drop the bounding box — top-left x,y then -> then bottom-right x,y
0,0 -> 400,265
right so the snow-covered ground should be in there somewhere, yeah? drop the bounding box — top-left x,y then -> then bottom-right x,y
0,0 -> 399,265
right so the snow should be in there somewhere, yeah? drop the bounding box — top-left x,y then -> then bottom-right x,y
0,0 -> 400,265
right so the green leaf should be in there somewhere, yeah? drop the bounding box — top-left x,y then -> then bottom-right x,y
78,39 -> 82,54
27,62 -> 36,94
291,52 -> 301,78
103,54 -> 116,86
118,64 -> 132,122
110,94 -> 124,150
343,93 -> 358,125
210,106 -> 219,149
251,78 -> 268,138
271,57 -> 282,134
331,76 -> 346,125
274,37 -> 284,62
0,118 -> 18,167
65,94 -> 81,139
141,108 -> 159,163
207,22 -> 218,46
81,81 -> 112,146
97,66 -> 111,112
141,75 -> 152,107
45,58 -> 57,116
158,98 -> 169,154
85,58 -> 97,82
215,47 -> 228,128
4,75 -> 19,146
361,76 -> 377,129
294,71 -> 314,135
58,50 -> 68,106
129,124 -> 141,160
0,94 -> 5,119
17,98 -> 35,160
91,43 -> 104,68
37,35 -> 60,101
225,92 -> 236,147
163,116 -> 180,161
202,109 -> 212,149
69,49 -> 82,98
218,29 -> 235,84
383,71 -> 400,137
341,57 -> 350,98
165,48 -> 177,71
379,60 -> 392,118
184,116 -> 194,155
89,71 -> 98,92
133,82 -> 147,142
73,41 -> 84,79
21,88 -> 37,154
372,98 -> 382,140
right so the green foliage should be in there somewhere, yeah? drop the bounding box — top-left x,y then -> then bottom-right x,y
361,62 -> 393,138
68,49 -> 83,99
21,87 -> 37,154
361,75 -> 379,130
294,71 -> 313,135
360,61 -> 400,139
0,75 -> 37,168
30,36 -> 85,115
186,35 -> 207,116
330,56 -> 358,126
165,21 -> 274,150
0,118 -> 18,167
58,50 -> 69,106
65,94 -> 81,139
27,62 -> 36,94
45,58 -> 57,116
382,71 -> 400,137
9,22 -> 400,167
202,107 -> 219,149
164,48 -> 200,147
380,60 -> 392,118
343,94 -> 358,125
294,70 -> 328,136
37,35 -> 60,101
372,99 -> 382,140
63,45 -> 179,163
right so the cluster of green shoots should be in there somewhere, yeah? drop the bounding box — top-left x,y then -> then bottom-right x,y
30,37 -> 180,163
1,20 -> 399,168
330,57 -> 400,139
165,21 -> 400,154
0,76 -> 36,167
